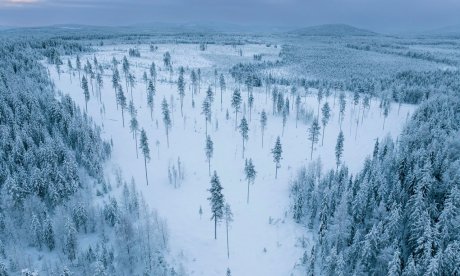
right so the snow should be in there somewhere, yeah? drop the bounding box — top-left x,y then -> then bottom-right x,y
48,43 -> 415,275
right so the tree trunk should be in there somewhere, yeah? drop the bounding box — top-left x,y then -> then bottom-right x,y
214,217 -> 217,240
310,140 -> 314,160
226,220 -> 230,258
144,156 -> 149,186
321,126 -> 325,146
247,180 -> 250,204
121,109 -> 125,127
135,132 -> 138,159
275,164 -> 278,179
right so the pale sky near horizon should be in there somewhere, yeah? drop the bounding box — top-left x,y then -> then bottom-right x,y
0,0 -> 459,33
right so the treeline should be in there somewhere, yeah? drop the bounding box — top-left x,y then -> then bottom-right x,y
345,43 -> 457,66
0,38 -> 178,275
290,94 -> 460,275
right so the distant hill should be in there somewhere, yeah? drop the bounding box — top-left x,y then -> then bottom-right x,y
420,24 -> 460,38
289,24 -> 377,37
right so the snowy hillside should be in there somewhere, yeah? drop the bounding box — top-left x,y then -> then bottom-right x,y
48,42 -> 414,275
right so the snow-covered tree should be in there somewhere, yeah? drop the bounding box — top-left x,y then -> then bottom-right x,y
231,89 -> 242,128
321,102 -> 331,146
140,128 -> 151,185
272,136 -> 283,179
147,80 -> 156,120
308,117 -> 321,159
205,135 -> 214,176
208,171 -> 225,240
335,130 -> 344,169
202,98 -> 212,136
161,97 -> 172,147
239,117 -> 249,158
244,158 -> 256,203
117,86 -> 127,127
260,110 -> 267,148
219,73 -> 226,110
224,204 -> 233,258
81,75 -> 90,112
178,67 -> 186,116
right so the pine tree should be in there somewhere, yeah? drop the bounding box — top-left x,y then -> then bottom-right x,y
339,92 -> 346,126
317,88 -> 324,115
205,135 -> 214,176
224,204 -> 233,258
248,91 -> 254,121
130,116 -> 139,158
117,86 -> 127,127
219,73 -> 226,110
112,68 -> 120,109
260,110 -> 267,148
202,98 -> 212,136
177,68 -> 186,116
308,117 -> 321,159
43,216 -> 55,251
147,80 -> 155,120
127,72 -> 136,100
82,75 -> 90,113
122,56 -> 130,91
321,102 -> 331,146
64,219 -> 77,261
150,62 -> 157,83
140,129 -> 150,185
31,213 -> 42,249
387,249 -> 401,276
161,98 -> 172,148
96,72 -> 103,102
335,130 -> 344,169
76,55 -> 81,84
295,95 -> 301,128
231,89 -> 242,128
244,158 -> 256,204
208,171 -> 224,240
272,136 -> 283,179
239,117 -> 249,159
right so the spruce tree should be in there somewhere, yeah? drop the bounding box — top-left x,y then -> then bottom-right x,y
208,171 -> 224,240
202,98 -> 211,136
82,75 -> 90,113
339,92 -> 346,126
248,91 -> 254,121
161,98 -> 172,148
239,117 -> 249,159
117,86 -> 127,127
140,128 -> 151,185
130,116 -> 139,158
205,135 -> 214,176
321,102 -> 331,146
224,204 -> 233,259
335,130 -> 344,169
244,158 -> 256,204
147,80 -> 155,120
231,89 -> 242,128
178,68 -> 185,116
295,95 -> 301,128
272,136 -> 283,179
308,117 -> 321,159
260,110 -> 267,148
219,73 -> 226,110
112,68 -> 120,109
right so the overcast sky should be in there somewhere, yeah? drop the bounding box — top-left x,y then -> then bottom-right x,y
1,0 -> 459,33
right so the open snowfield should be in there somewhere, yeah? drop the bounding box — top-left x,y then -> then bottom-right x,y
48,43 -> 415,275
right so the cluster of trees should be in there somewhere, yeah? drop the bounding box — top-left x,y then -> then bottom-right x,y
290,95 -> 460,275
0,38 -> 177,275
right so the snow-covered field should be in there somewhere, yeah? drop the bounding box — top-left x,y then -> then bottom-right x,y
48,43 -> 415,275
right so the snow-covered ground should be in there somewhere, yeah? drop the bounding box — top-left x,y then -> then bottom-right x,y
48,43 -> 415,275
